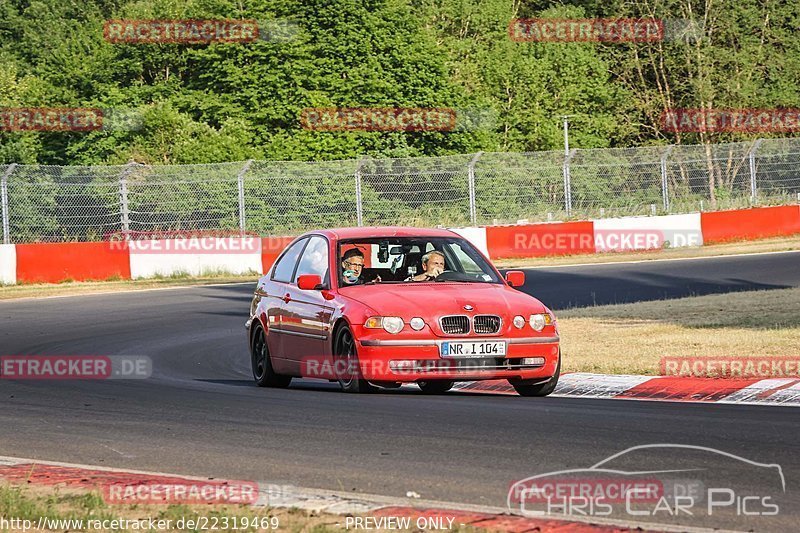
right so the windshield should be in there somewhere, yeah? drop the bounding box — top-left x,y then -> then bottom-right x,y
337,236 -> 502,286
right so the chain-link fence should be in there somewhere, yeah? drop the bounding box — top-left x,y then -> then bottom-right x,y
2,137 -> 800,243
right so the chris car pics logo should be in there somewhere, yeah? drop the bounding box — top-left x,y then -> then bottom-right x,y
508,444 -> 785,520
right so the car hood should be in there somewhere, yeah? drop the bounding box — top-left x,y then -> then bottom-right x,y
340,282 -> 546,317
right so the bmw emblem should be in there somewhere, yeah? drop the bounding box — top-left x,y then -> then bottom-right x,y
463,305 -> 474,311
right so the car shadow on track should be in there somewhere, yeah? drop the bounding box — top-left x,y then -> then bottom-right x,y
197,378 -> 520,398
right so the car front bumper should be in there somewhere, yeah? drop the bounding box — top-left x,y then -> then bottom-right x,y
356,334 -> 560,382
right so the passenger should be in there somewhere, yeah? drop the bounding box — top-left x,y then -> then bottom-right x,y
408,250 -> 445,281
341,248 -> 380,285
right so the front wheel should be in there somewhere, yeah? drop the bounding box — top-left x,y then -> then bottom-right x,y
251,325 -> 291,388
333,325 -> 374,393
510,352 -> 561,397
418,380 -> 454,394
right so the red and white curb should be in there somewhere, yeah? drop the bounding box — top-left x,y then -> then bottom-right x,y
0,455 -> 717,532
412,373 -> 800,406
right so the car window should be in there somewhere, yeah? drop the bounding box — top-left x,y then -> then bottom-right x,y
446,241 -> 485,275
294,236 -> 329,282
337,237 -> 501,284
272,238 -> 308,283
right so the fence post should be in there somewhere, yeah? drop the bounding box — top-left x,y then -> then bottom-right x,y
660,145 -> 674,212
118,162 -> 137,238
237,160 -> 254,235
748,139 -> 764,204
563,148 -> 576,217
355,157 -> 367,227
1,163 -> 17,244
467,152 -> 483,225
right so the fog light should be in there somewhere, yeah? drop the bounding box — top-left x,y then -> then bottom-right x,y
513,315 -> 525,329
521,357 -> 545,366
390,360 -> 416,370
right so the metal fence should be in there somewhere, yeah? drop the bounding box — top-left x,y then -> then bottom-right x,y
2,137 -> 800,243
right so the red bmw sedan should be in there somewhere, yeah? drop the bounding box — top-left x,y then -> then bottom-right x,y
246,227 -> 561,396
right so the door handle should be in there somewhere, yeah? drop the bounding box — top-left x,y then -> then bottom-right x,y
282,293 -> 291,303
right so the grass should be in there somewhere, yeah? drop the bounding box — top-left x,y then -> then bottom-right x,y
0,483 -> 484,533
0,483 -> 334,532
493,234 -> 800,268
557,287 -> 800,375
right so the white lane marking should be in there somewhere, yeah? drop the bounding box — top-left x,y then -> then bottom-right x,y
553,372 -> 656,397
718,378 -> 797,404
748,379 -> 800,405
0,281 -> 255,303
511,248 -> 800,270
406,373 -> 800,406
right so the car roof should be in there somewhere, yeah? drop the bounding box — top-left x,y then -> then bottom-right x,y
310,226 -> 461,240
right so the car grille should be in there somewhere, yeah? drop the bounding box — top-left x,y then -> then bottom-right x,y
440,315 -> 470,334
473,315 -> 501,334
439,314 -> 502,335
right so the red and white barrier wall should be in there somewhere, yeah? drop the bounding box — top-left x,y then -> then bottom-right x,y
127,240 -> 262,279
475,206 -> 797,260
0,244 -> 16,285
1,206 -> 798,285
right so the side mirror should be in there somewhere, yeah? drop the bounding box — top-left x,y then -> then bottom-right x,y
505,270 -> 525,288
297,274 -> 323,290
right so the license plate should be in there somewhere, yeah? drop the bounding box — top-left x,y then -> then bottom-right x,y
440,341 -> 506,357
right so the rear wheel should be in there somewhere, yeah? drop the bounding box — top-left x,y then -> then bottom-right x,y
251,325 -> 291,388
334,325 -> 374,393
418,380 -> 454,394
510,352 -> 561,397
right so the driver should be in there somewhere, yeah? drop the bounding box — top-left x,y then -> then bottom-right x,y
409,250 -> 445,281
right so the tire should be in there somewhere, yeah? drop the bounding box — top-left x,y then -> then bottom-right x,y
251,325 -> 292,388
418,380 -> 454,394
333,325 -> 374,393
510,351 -> 561,397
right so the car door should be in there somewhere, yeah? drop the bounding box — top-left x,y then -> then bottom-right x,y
281,236 -> 335,373
266,237 -> 308,373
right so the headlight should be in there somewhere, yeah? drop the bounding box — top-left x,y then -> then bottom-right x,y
529,313 -> 549,331
364,316 -> 404,334
513,315 -> 525,329
409,317 -> 425,331
382,317 -> 404,334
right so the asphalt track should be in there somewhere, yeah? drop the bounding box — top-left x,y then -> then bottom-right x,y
2,251 -> 800,531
